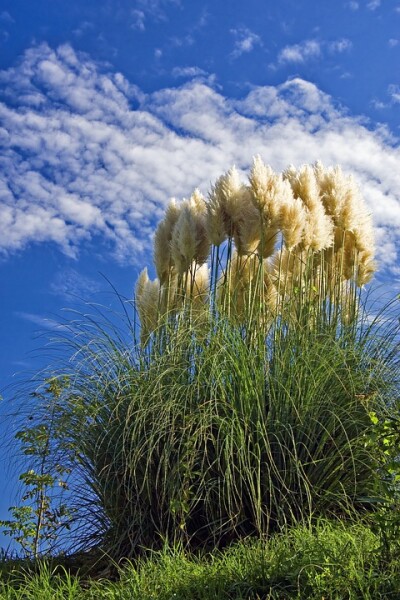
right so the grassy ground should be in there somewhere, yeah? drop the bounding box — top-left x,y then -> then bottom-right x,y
1,520 -> 400,599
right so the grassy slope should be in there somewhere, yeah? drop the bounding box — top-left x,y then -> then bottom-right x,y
1,520 -> 399,599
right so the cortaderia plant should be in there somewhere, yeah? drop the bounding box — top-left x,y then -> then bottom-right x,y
9,157 -> 398,561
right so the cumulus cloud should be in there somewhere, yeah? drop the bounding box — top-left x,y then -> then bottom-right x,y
230,27 -> 262,58
0,43 -> 399,274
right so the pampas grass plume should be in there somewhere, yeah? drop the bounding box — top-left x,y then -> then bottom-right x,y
171,190 -> 210,274
189,189 -> 211,265
249,156 -> 293,222
231,187 -> 262,255
279,197 -> 306,251
154,199 -> 181,284
135,268 -> 160,344
171,202 -> 197,275
284,164 -> 334,252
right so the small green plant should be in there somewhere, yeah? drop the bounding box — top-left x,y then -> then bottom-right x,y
0,379 -> 74,559
366,399 -> 400,562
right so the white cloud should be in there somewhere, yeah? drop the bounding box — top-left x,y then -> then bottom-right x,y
230,27 -> 262,59
50,268 -> 102,300
367,0 -> 381,9
131,10 -> 146,31
136,0 -> 180,21
328,38 -> 352,53
0,10 -> 14,23
72,21 -> 94,37
347,1 -> 359,9
0,43 -> 399,275
169,33 -> 194,47
14,312 -> 67,330
389,38 -> 399,47
388,84 -> 400,103
278,40 -> 321,64
277,38 -> 352,66
172,66 -> 207,78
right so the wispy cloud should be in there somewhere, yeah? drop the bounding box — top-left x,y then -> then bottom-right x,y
388,38 -> 399,47
14,312 -> 66,331
137,0 -> 181,17
0,44 -> 399,274
129,0 -> 181,30
169,33 -> 195,47
277,38 -> 352,65
172,66 -> 207,78
72,21 -> 94,37
230,27 -> 262,58
371,84 -> 400,109
131,10 -> 146,31
278,39 -> 321,64
0,10 -> 14,23
347,1 -> 359,10
367,0 -> 381,10
50,268 -> 102,300
388,84 -> 400,103
328,38 -> 353,53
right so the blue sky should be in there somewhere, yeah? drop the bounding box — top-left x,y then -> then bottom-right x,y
0,0 -> 399,545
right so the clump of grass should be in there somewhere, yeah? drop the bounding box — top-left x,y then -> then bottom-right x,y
7,158 -> 399,561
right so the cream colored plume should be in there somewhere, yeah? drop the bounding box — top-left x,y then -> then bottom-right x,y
249,156 -> 293,222
357,249 -> 376,286
189,189 -> 211,265
279,197 -> 306,251
315,164 -> 375,253
171,190 -> 210,275
135,268 -> 160,345
284,164 -> 320,211
207,167 -> 262,254
154,199 -> 181,284
314,163 -> 375,282
230,186 -> 262,255
209,167 -> 243,237
258,226 -> 279,259
284,164 -> 334,252
171,203 -> 197,275
207,183 -> 227,246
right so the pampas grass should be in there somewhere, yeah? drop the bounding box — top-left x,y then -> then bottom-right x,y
13,158 -> 398,562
